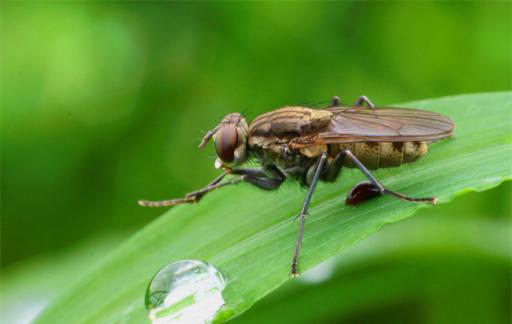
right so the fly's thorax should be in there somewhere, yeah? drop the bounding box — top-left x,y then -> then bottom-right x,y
199,113 -> 249,169
248,106 -> 332,166
248,107 -> 332,141
327,141 -> 428,170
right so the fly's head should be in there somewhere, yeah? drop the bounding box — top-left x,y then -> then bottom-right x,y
199,113 -> 248,169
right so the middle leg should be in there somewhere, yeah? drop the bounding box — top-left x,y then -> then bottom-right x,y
291,153 -> 327,277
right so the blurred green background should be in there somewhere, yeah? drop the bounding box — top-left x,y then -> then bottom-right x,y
1,1 -> 510,323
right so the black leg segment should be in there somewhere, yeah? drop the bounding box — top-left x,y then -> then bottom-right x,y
323,150 -> 347,182
291,153 -> 327,277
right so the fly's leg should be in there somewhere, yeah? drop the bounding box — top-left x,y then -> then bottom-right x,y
331,96 -> 341,107
323,150 -> 347,182
184,172 -> 283,199
243,176 -> 284,190
355,95 -> 376,108
138,168 -> 284,207
342,149 -> 437,204
232,165 -> 285,190
330,95 -> 375,108
231,168 -> 268,178
291,153 -> 327,277
138,170 -> 231,207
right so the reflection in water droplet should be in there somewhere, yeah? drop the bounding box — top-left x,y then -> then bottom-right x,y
145,260 -> 226,324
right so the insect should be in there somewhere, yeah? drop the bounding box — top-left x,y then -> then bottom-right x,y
139,95 -> 455,276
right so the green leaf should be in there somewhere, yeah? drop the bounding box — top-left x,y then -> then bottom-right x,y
0,234 -> 126,324
232,212 -> 511,324
35,92 -> 512,323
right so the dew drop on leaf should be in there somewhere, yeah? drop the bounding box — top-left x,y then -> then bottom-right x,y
145,260 -> 226,324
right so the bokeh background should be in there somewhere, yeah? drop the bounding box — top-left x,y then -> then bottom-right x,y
1,1 -> 510,323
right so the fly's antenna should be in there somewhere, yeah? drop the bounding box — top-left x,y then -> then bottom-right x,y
194,128 -> 206,142
198,125 -> 220,149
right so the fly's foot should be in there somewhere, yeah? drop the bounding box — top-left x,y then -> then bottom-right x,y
138,194 -> 197,207
382,188 -> 437,205
137,200 -> 153,207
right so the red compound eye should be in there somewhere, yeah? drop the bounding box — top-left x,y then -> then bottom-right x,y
215,125 -> 238,163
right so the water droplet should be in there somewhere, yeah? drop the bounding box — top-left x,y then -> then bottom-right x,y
145,260 -> 226,324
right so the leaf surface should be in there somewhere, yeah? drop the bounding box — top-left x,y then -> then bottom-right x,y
35,92 -> 512,323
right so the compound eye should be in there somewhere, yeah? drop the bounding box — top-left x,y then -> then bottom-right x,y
215,125 -> 238,163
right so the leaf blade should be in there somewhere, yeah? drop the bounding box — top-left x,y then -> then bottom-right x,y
35,92 -> 512,323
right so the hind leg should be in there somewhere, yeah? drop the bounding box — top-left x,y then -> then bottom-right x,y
342,149 -> 436,204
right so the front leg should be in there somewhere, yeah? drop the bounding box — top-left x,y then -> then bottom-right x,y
138,168 -> 284,207
232,166 -> 285,190
138,170 -> 231,207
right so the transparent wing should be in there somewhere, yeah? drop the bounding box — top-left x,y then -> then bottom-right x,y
317,107 -> 455,143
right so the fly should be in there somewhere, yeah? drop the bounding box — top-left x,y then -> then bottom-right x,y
138,95 -> 455,277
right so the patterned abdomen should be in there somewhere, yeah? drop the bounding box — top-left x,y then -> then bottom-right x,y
328,142 -> 428,170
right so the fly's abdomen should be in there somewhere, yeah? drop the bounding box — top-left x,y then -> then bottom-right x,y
328,142 -> 428,170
